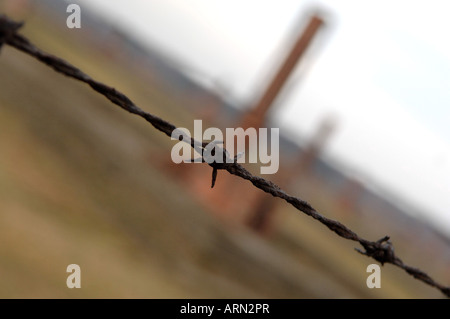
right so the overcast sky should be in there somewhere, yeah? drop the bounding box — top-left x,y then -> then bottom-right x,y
76,0 -> 450,233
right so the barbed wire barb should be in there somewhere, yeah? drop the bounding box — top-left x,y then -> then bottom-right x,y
1,14 -> 449,297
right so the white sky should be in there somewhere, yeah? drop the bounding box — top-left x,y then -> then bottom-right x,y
77,0 -> 450,233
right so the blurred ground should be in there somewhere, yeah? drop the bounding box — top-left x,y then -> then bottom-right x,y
0,3 -> 448,298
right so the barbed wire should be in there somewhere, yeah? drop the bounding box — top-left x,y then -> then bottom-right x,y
1,14 -> 448,298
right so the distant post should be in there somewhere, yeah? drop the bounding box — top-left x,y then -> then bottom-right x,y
240,14 -> 324,131
236,13 -> 326,232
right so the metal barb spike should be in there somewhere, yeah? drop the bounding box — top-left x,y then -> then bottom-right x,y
211,168 -> 218,188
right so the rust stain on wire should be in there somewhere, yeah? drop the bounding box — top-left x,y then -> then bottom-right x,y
0,15 -> 448,298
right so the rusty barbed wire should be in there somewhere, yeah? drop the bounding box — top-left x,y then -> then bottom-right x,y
0,14 -> 448,298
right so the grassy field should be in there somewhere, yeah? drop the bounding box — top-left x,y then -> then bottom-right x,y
0,9 -> 445,298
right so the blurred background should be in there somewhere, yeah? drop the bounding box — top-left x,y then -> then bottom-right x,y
0,0 -> 449,298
